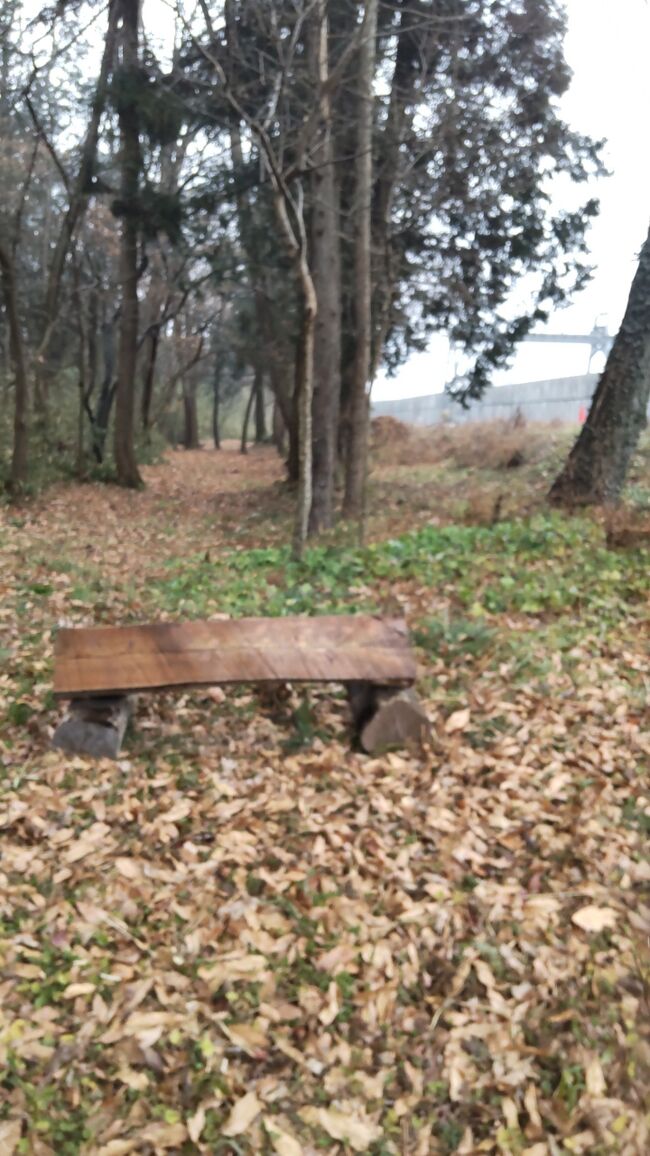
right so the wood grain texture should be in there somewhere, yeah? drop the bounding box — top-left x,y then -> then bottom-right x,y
54,615 -> 416,698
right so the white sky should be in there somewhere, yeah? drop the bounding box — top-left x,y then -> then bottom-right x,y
374,0 -> 650,400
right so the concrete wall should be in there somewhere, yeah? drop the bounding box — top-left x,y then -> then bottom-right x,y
372,374 -> 600,426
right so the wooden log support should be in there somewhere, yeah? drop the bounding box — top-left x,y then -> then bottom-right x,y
349,682 -> 431,754
52,695 -> 133,760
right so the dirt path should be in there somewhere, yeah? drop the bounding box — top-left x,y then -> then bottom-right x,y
2,444 -> 287,583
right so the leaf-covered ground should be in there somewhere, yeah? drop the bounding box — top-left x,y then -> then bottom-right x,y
1,443 -> 649,1155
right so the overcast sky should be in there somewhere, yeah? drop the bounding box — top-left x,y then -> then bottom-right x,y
374,0 -> 650,400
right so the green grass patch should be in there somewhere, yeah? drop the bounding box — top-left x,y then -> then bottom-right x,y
152,513 -> 648,629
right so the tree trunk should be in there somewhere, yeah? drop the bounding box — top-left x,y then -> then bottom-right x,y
212,359 -> 221,449
254,369 -> 267,443
92,316 -> 117,463
182,382 -> 200,449
140,326 -> 159,435
0,240 -> 29,491
113,0 -> 142,488
292,293 -> 317,556
286,347 -> 301,484
240,370 -> 258,454
257,288 -> 295,462
550,225 -> 650,506
87,288 -> 99,401
343,0 -> 378,519
272,395 -> 286,455
73,260 -> 88,478
308,0 -> 342,535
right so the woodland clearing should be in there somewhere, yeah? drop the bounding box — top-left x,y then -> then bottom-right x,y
0,428 -> 649,1155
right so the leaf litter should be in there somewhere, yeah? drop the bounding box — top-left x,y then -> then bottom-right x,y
0,445 -> 648,1154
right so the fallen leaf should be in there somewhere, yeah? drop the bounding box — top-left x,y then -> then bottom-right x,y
301,1106 -> 382,1152
159,800 -> 192,824
0,1120 -> 22,1154
523,1083 -> 542,1131
564,1131 -> 596,1154
94,1142 -> 136,1156
445,707 -> 470,734
584,1054 -> 606,1096
502,1096 -> 519,1130
115,1066 -> 149,1092
318,982 -> 341,1026
222,1091 -> 263,1136
571,906 -> 618,932
199,953 -> 269,987
64,822 -> 112,863
221,1021 -> 268,1055
62,982 -> 96,998
263,1117 -> 304,1156
139,1122 -> 187,1148
187,1106 -> 206,1143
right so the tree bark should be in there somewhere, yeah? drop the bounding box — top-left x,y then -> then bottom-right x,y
92,315 -> 117,463
212,358 -> 221,449
272,395 -> 286,455
72,258 -> 88,477
113,0 -> 143,487
257,287 -> 295,463
87,287 -> 99,401
343,0 -> 378,519
254,368 -> 267,442
0,240 -> 29,491
182,381 -> 200,449
240,370 -> 259,454
140,326 -> 159,435
550,225 -> 650,506
308,0 -> 342,535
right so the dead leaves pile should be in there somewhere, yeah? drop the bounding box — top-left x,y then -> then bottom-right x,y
0,449 -> 649,1155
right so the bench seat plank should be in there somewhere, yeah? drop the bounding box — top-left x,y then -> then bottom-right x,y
53,615 -> 416,698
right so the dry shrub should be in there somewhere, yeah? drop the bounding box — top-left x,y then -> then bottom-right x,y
372,414 -> 561,471
371,415 -> 414,454
604,506 -> 650,550
461,488 -> 506,526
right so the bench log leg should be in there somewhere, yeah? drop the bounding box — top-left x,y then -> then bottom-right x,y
52,696 -> 134,759
348,683 -> 431,754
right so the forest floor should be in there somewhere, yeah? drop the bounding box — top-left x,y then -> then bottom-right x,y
1,427 -> 649,1156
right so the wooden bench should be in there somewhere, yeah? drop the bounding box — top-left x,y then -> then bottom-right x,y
52,615 -> 430,758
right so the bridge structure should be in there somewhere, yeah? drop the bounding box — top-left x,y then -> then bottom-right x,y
523,322 -> 613,373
